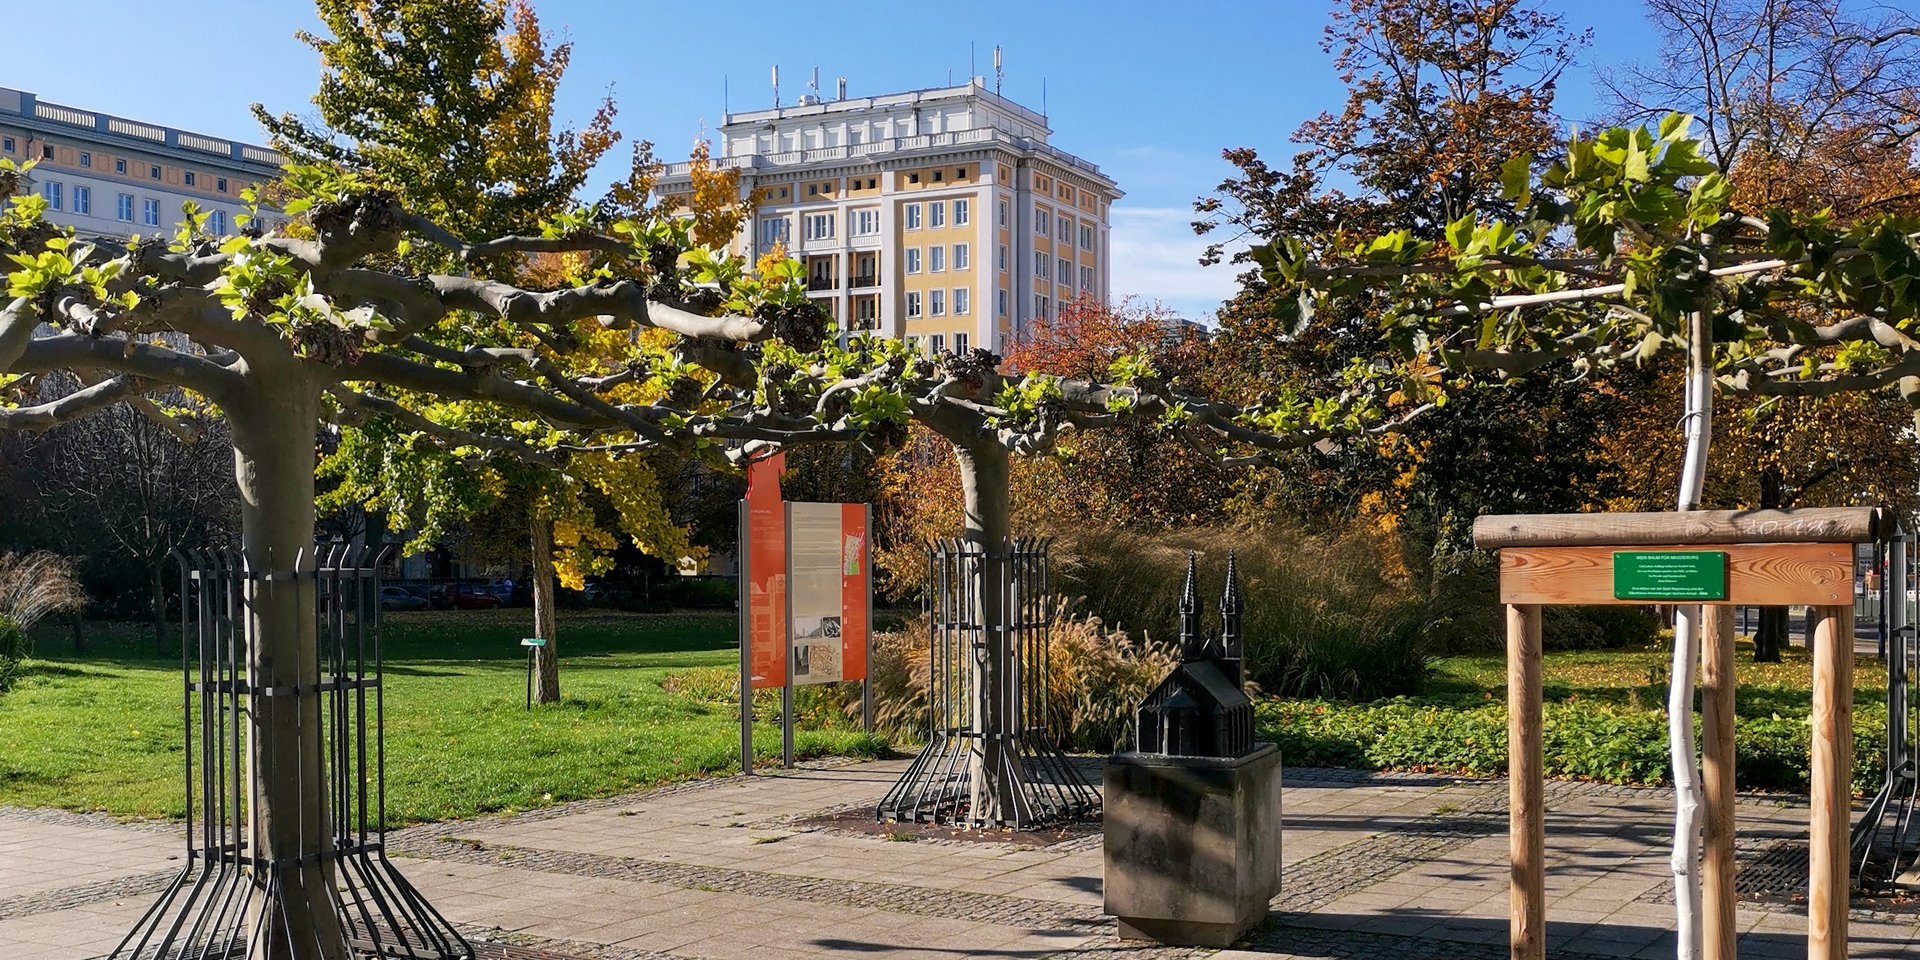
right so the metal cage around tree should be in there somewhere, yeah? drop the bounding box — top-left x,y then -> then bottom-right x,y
875,537 -> 1097,829
109,545 -> 469,960
1854,526 -> 1920,890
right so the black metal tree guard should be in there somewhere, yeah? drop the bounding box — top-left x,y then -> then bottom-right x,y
875,537 -> 1097,829
110,544 -> 469,960
1854,525 -> 1920,890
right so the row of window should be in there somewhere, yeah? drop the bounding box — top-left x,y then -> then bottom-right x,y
1032,253 -> 1097,290
2,136 -> 232,193
908,332 -> 973,355
904,288 -> 972,318
904,243 -> 970,275
40,180 -> 228,232
995,199 -> 1101,252
903,198 -> 970,231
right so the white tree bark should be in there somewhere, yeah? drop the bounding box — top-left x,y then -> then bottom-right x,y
530,514 -> 560,704
1669,306 -> 1714,960
952,438 -> 1031,824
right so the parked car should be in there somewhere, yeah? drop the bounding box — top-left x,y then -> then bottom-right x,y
427,582 -> 501,610
379,586 -> 429,612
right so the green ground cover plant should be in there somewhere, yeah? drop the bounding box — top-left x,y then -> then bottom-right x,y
0,610 -> 883,823
1261,641 -> 1889,794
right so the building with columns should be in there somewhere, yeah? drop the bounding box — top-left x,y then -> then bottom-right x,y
657,78 -> 1121,354
0,86 -> 281,239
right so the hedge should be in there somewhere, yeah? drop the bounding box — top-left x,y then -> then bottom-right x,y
1257,698 -> 1887,796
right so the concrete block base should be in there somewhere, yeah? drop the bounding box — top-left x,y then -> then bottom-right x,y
1104,742 -> 1282,947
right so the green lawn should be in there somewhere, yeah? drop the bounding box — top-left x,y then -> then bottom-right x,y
1258,639 -> 1892,793
0,610 -> 882,824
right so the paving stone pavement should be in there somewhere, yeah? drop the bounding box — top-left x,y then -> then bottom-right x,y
2,760 -> 1918,960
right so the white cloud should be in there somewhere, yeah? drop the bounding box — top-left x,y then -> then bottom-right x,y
1106,207 -> 1245,324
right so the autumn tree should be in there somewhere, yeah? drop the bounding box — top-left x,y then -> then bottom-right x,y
254,0 -> 714,703
1600,0 -> 1920,660
1193,0 -> 1598,603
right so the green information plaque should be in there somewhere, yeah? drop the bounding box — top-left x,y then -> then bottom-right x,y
1612,551 -> 1729,601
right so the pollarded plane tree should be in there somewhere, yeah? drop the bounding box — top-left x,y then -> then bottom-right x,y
1252,115 -> 1920,959
0,155 -> 1425,955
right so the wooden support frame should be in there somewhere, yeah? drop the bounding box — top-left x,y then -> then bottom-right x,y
1477,509 -> 1879,960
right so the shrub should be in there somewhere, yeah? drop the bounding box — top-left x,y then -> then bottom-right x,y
0,552 -> 86,693
663,600 -> 1174,753
1050,526 -> 1431,700
1256,698 -> 1886,794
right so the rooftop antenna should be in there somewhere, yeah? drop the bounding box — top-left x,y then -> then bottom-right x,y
1042,77 -> 1048,118
836,76 -> 848,100
970,41 -> 976,82
771,64 -> 780,109
809,66 -> 819,99
724,74 -> 730,116
947,68 -> 953,86
994,45 -> 1003,95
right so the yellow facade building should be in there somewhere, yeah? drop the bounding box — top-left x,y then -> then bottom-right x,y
658,78 -> 1121,354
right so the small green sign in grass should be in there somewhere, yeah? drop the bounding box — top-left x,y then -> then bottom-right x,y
520,637 -> 547,647
1613,551 -> 1728,601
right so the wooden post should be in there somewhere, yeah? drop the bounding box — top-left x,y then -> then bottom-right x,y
1700,605 -> 1737,960
1508,603 -> 1545,960
1808,604 -> 1853,960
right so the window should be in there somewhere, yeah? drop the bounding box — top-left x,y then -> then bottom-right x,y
114,158 -> 126,174
930,246 -> 945,273
907,335 -> 921,353
41,181 -> 61,211
1034,251 -> 1048,279
1081,223 -> 1094,249
956,167 -> 967,179
210,210 -> 227,235
998,244 -> 1007,270
759,217 -> 790,246
905,203 -> 923,230
78,151 -> 90,168
953,243 -> 969,271
1035,294 -> 1051,319
150,164 -> 162,180
0,137 -> 12,153
1080,265 -> 1093,290
116,193 -> 134,222
908,172 -> 920,184
906,248 -> 922,274
217,177 -> 228,193
998,199 -> 1008,226
42,144 -> 54,160
954,289 -> 970,316
998,289 -> 1008,316
852,209 -> 879,236
142,198 -> 159,226
954,199 -> 970,225
1035,208 -> 1050,236
71,185 -> 89,215
807,183 -> 818,196
931,289 -> 945,316
907,291 -> 923,318
930,201 -> 945,228
1058,216 -> 1072,243
1058,258 -> 1071,285
955,331 -> 970,351
803,213 -> 834,241
932,169 -> 943,183
931,333 -> 945,352
184,172 -> 196,187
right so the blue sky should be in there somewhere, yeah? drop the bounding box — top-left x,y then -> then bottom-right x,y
6,0 -> 1668,318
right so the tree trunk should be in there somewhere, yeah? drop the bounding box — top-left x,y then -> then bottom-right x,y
69,609 -> 85,655
148,561 -> 168,657
1667,307 -> 1714,960
952,439 -> 1030,824
227,383 -> 346,960
530,514 -> 560,704
1754,469 -> 1786,662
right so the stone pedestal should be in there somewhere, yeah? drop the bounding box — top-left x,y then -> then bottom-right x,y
1103,742 -> 1281,947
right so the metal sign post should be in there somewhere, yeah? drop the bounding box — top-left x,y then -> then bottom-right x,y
863,502 -> 875,735
782,502 -> 796,769
520,638 -> 545,710
739,500 -> 753,775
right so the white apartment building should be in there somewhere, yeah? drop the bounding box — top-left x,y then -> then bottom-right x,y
0,86 -> 280,239
657,78 -> 1122,354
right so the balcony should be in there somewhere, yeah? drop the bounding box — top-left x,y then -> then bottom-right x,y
808,277 -> 838,291
851,275 -> 879,289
